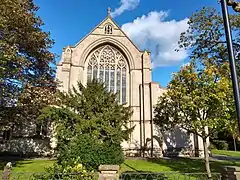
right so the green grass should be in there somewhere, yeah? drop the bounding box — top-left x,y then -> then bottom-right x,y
121,157 -> 240,173
0,159 -> 55,173
12,159 -> 55,172
212,149 -> 240,158
0,152 -> 239,174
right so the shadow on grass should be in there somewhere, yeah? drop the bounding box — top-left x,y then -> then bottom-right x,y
123,157 -> 240,174
0,156 -> 54,171
0,156 -> 28,170
147,157 -> 240,173
123,163 -> 139,172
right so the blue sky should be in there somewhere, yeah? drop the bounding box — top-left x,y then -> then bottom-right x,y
35,0 -> 221,87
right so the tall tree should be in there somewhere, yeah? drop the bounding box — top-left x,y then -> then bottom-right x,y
178,6 -> 240,149
0,0 -> 55,107
154,61 -> 234,179
39,80 -> 133,170
178,7 -> 240,72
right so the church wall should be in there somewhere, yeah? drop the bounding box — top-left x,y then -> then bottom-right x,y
130,70 -> 142,107
58,65 -> 70,92
69,66 -> 83,89
55,14 -> 208,158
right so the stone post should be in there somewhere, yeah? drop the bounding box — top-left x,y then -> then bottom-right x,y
98,165 -> 119,180
2,162 -> 12,180
222,166 -> 240,180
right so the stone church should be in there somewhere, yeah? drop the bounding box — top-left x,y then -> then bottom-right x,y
0,9 -> 206,157
56,10 -> 205,157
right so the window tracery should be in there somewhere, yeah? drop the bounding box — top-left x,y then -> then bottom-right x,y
87,45 -> 127,104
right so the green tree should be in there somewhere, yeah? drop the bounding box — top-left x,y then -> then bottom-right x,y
39,80 -> 133,170
0,0 -> 55,107
228,118 -> 240,151
154,61 -> 234,179
0,84 -> 57,146
178,7 -> 240,72
178,6 -> 240,151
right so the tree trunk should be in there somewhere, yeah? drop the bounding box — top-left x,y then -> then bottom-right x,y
233,136 -> 237,152
203,138 -> 212,179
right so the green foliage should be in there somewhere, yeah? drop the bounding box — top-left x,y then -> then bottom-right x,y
33,158 -> 94,180
39,80 -> 133,170
210,143 -> 217,150
154,61 -> 234,140
0,0 -> 55,87
178,7 -> 240,70
153,60 -> 234,177
212,140 -> 229,150
58,134 -> 124,171
157,7 -> 240,177
0,0 -> 56,130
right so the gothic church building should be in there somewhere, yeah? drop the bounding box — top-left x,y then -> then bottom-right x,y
56,11 -> 204,157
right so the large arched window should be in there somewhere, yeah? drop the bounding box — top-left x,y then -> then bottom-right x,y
86,45 -> 128,104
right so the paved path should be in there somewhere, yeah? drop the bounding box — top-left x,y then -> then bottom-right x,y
211,154 -> 240,161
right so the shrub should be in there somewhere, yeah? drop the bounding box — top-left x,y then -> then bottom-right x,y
212,140 -> 229,150
33,158 -> 95,180
57,134 -> 124,171
228,140 -> 240,151
210,143 -> 216,150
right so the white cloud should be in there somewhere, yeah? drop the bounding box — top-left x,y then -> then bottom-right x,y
111,0 -> 140,17
121,11 -> 189,67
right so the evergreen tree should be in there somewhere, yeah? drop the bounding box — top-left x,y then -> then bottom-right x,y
39,80 -> 133,170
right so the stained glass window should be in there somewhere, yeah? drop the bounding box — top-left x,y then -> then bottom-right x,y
122,67 -> 126,104
93,66 -> 98,80
99,65 -> 104,82
116,68 -> 121,102
87,45 -> 127,104
105,65 -> 109,90
87,65 -> 92,81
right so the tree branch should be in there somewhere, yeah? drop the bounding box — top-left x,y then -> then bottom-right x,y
227,0 -> 240,12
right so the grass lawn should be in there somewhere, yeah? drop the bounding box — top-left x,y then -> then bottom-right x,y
0,158 -> 55,173
0,156 -> 238,174
212,149 -> 240,158
121,157 -> 240,173
12,159 -> 55,172
0,150 -> 239,174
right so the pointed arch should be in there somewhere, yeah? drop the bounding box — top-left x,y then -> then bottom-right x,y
80,37 -> 135,70
85,44 -> 129,104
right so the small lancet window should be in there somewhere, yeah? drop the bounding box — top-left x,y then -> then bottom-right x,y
105,24 -> 113,34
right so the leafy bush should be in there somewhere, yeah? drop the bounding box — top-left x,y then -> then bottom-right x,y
34,158 -> 95,180
212,140 -> 229,150
39,80 -> 131,171
210,143 -> 217,150
228,140 -> 240,151
57,134 -> 124,171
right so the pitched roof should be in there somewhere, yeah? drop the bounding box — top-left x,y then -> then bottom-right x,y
73,14 -> 142,52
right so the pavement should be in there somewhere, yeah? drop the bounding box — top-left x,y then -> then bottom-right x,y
211,154 -> 240,161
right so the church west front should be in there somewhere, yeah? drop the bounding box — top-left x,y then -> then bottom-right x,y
56,10 -> 206,157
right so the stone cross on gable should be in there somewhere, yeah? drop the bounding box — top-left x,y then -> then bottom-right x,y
107,7 -> 111,16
